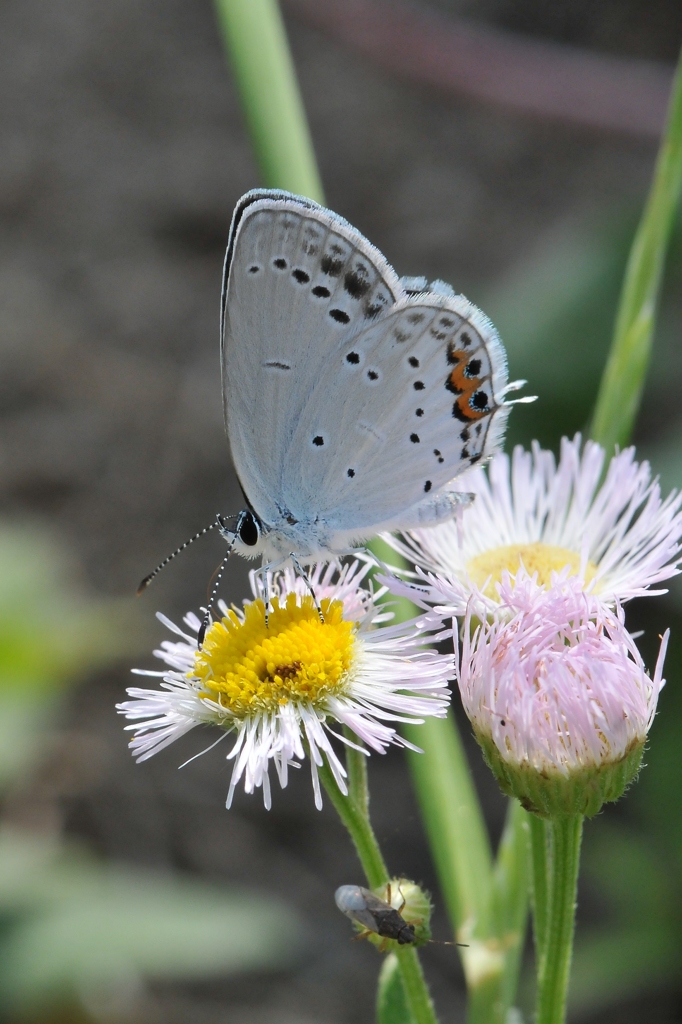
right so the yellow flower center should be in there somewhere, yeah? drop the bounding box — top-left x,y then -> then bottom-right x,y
466,542 -> 597,598
193,595 -> 357,717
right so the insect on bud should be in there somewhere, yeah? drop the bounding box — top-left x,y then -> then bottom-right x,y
335,878 -> 432,950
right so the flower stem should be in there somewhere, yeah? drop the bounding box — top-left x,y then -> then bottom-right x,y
535,815 -> 583,1024
213,0 -> 324,201
317,759 -> 439,1024
529,814 -> 550,969
395,946 -> 438,1024
344,725 -> 369,818
317,757 -> 388,890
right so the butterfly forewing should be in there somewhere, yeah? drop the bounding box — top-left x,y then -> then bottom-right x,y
222,192 -> 401,521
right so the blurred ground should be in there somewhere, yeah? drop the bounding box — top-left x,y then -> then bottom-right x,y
1,1 -> 682,1021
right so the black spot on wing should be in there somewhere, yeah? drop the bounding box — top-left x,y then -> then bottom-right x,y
413,381 -> 425,391
347,468 -> 355,478
472,391 -> 489,410
364,290 -> 391,320
312,285 -> 330,298
410,433 -> 420,443
248,265 -> 260,274
292,268 -> 310,284
424,480 -> 432,492
321,254 -> 344,276
415,408 -> 424,417
263,361 -> 291,370
273,257 -> 287,270
367,370 -> 379,381
465,358 -> 482,377
313,435 -> 324,446
408,356 -> 419,368
330,308 -> 351,324
344,265 -> 371,298
346,352 -> 360,364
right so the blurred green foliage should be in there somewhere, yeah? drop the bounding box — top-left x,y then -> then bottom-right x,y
485,206 -> 682,461
0,522 -> 302,1021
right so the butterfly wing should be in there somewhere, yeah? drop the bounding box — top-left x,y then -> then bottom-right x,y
287,288 -> 509,535
222,190 -> 510,545
222,190 -> 401,523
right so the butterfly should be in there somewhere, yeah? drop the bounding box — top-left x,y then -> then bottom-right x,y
139,189 -> 526,635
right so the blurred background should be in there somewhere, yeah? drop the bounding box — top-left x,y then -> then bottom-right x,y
1,0 -> 682,1021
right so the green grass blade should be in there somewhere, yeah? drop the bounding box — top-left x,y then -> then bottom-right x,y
591,46 -> 682,450
213,0 -> 324,202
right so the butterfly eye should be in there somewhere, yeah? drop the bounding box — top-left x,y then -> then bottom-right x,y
237,510 -> 260,547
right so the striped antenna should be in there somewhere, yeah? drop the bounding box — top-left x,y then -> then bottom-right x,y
198,539 -> 236,648
136,516 -> 236,595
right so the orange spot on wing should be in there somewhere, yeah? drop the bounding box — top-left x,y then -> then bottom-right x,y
446,348 -> 488,421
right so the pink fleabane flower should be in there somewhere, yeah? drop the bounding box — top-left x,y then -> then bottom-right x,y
457,572 -> 669,817
118,561 -> 451,810
385,435 -> 682,616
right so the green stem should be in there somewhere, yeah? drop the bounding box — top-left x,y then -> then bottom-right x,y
535,815 -> 583,1024
317,758 -> 388,890
488,800 -> 531,1022
317,760 -> 439,1024
395,946 -> 438,1024
591,45 -> 682,450
213,0 -> 324,201
344,725 -> 369,817
465,800 -> 530,1024
404,715 -> 492,939
529,814 -> 550,971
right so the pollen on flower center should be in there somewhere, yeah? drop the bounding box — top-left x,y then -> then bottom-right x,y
466,542 -> 597,597
193,595 -> 357,717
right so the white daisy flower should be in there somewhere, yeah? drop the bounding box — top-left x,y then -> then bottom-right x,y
385,435 -> 682,616
118,561 -> 451,810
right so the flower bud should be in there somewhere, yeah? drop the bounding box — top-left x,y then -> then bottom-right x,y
457,575 -> 668,818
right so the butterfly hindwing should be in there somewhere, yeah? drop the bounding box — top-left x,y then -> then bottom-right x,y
285,292 -> 509,531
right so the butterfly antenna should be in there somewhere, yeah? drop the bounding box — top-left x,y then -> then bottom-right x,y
136,516 -> 237,596
198,541 -> 236,648
290,553 -> 324,622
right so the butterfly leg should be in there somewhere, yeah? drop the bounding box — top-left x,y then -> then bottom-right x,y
254,556 -> 289,628
289,553 -> 324,622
